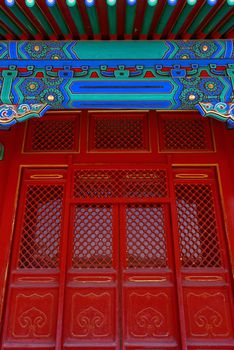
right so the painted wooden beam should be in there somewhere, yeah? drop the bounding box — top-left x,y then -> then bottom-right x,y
0,40 -> 233,127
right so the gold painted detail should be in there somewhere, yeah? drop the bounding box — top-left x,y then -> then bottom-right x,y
189,94 -> 196,101
30,174 -> 63,179
73,276 -> 112,283
47,95 -> 55,101
175,173 -> 208,179
129,276 -> 167,282
18,277 -> 56,283
185,276 -> 223,282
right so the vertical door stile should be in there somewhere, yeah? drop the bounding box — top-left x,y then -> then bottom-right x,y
167,162 -> 187,350
55,156 -> 73,350
119,204 -> 126,350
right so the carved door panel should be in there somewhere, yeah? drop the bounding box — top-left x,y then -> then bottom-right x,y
62,204 -> 119,349
121,204 -> 180,350
1,169 -> 66,350
173,168 -> 234,349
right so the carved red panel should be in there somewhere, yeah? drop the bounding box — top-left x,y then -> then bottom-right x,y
73,168 -> 168,199
127,291 -> 171,338
185,289 -> 233,339
5,288 -> 57,343
158,113 -> 213,152
70,291 -> 114,339
89,112 -> 149,151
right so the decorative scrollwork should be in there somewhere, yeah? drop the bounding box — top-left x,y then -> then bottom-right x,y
76,307 -> 105,337
196,102 -> 234,129
18,307 -> 47,337
0,103 -> 50,127
134,307 -> 165,337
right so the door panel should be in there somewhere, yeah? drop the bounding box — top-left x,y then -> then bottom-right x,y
122,204 -> 180,349
63,204 -> 119,349
173,169 -> 234,348
1,169 -> 66,350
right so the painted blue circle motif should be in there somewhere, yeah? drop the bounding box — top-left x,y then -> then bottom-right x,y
199,78 -> 223,96
25,43 -> 48,59
39,88 -> 64,106
179,88 -> 204,109
20,78 -> 44,97
193,41 -> 217,58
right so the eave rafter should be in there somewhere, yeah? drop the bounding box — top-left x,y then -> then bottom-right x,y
0,40 -> 233,128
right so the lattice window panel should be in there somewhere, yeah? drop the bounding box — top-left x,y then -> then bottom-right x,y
18,185 -> 64,268
72,205 -> 113,268
158,114 -> 213,152
73,169 -> 168,199
89,113 -> 149,151
126,204 -> 168,268
175,183 -> 222,268
25,115 -> 79,152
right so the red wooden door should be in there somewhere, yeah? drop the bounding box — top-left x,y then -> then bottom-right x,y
1,165 -> 234,350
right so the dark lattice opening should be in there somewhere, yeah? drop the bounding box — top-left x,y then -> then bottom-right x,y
72,204 -> 113,269
73,169 -> 168,199
25,117 -> 78,152
126,204 -> 168,268
89,113 -> 149,151
175,183 -> 222,268
18,185 -> 64,268
159,115 -> 213,152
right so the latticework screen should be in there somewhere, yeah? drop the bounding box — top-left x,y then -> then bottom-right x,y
18,184 -> 64,268
73,169 -> 168,199
25,115 -> 79,152
89,113 -> 149,151
126,204 -> 168,268
175,183 -> 222,268
72,204 -> 113,269
158,115 -> 213,152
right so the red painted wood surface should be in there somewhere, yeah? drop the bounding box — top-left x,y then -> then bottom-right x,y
0,110 -> 234,350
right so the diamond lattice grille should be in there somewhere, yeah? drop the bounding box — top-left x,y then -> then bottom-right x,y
73,169 -> 167,199
160,118 -> 212,151
18,185 -> 64,268
175,183 -> 222,268
29,119 -> 76,151
92,115 -> 146,151
126,204 -> 168,268
72,205 -> 113,269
